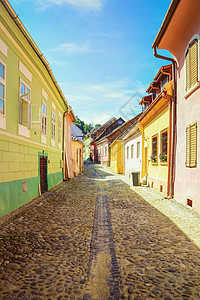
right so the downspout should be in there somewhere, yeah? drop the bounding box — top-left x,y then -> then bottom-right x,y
162,90 -> 173,197
153,47 -> 177,198
63,109 -> 70,181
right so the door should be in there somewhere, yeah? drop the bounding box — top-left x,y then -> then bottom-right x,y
40,156 -> 48,194
144,147 -> 148,175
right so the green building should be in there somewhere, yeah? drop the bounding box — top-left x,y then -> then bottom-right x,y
0,1 -> 70,217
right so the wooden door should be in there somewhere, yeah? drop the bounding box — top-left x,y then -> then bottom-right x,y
40,156 -> 48,194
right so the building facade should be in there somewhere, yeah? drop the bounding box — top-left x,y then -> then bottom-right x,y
0,1 -> 71,217
109,114 -> 142,175
139,65 -> 173,196
153,0 -> 200,212
123,127 -> 142,180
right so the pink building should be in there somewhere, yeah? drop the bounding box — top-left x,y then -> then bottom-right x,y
153,0 -> 200,212
64,109 -> 76,180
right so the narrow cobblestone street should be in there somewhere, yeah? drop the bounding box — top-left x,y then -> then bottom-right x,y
0,163 -> 200,300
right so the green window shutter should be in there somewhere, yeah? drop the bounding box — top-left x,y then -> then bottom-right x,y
186,126 -> 190,166
190,122 -> 197,167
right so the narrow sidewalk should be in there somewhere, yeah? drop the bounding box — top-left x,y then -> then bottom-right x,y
94,163 -> 200,249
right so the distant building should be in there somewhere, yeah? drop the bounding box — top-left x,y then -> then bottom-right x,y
71,124 -> 83,176
123,119 -> 142,179
109,114 -> 142,174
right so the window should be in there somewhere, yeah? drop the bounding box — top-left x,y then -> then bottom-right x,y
185,39 -> 198,91
186,122 -> 197,168
102,147 -> 104,156
160,129 -> 168,163
19,80 -> 31,127
51,111 -> 56,140
0,61 -> 6,115
127,146 -> 129,159
131,145 -> 134,158
118,120 -> 123,125
151,135 -> 158,163
41,101 -> 47,135
58,119 -> 61,145
137,142 -> 140,158
104,145 -> 107,156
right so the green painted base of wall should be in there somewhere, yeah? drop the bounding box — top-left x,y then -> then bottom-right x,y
48,172 -> 63,190
0,176 -> 39,218
0,171 -> 63,218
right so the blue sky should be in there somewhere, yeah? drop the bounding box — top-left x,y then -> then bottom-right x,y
9,0 -> 172,125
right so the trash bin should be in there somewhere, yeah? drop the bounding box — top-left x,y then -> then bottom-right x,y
131,171 -> 140,186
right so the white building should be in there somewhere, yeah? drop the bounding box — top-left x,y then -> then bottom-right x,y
123,126 -> 142,181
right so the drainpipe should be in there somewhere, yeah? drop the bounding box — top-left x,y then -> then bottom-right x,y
63,109 -> 70,181
162,90 -> 173,197
153,47 -> 177,198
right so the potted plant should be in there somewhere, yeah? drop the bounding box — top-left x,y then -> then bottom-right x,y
150,155 -> 157,163
159,153 -> 167,163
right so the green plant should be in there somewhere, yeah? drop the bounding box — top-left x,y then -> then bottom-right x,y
159,153 -> 167,163
150,155 -> 157,163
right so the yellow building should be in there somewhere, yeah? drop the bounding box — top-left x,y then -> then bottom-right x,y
110,140 -> 124,174
139,65 -> 173,196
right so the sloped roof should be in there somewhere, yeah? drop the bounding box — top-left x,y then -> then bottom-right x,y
108,113 -> 142,145
91,117 -> 116,135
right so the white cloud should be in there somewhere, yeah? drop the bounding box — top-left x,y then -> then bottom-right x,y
60,79 -> 145,124
49,43 -> 90,55
37,0 -> 104,11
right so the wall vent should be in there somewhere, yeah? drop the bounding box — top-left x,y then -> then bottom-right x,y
187,199 -> 192,207
22,182 -> 27,192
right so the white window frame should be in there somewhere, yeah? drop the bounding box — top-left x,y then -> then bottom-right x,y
41,100 -> 47,136
104,145 -> 107,156
19,78 -> 31,137
58,118 -> 61,149
0,58 -> 6,129
51,111 -> 56,146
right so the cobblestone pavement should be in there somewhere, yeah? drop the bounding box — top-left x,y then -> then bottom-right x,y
0,162 -> 200,299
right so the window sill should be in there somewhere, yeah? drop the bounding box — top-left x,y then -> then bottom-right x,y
184,81 -> 200,99
151,162 -> 158,166
0,114 -> 6,129
160,162 -> 168,166
19,124 -> 30,138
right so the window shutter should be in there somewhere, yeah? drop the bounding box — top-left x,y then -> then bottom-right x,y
186,51 -> 190,91
31,104 -> 41,130
189,40 -> 198,88
186,126 -> 190,166
190,122 -> 197,167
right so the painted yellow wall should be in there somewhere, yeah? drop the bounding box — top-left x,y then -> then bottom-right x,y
143,106 -> 169,194
110,141 -> 124,174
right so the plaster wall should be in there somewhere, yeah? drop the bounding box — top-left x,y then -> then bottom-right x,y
124,134 -> 141,179
143,107 -> 169,195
